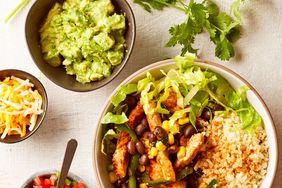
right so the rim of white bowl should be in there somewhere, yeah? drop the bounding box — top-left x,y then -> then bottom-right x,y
92,59 -> 278,188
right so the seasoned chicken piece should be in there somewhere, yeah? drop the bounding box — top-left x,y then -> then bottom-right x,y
175,133 -> 205,171
147,151 -> 176,182
160,181 -> 186,188
147,156 -> 183,188
112,102 -> 144,177
112,131 -> 130,178
147,160 -> 164,181
127,101 -> 145,129
156,151 -> 176,181
146,101 -> 162,132
162,89 -> 181,113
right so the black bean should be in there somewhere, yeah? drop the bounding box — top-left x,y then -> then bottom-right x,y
135,123 -> 146,136
167,145 -> 179,154
115,178 -> 126,187
121,184 -> 128,188
213,104 -> 224,111
183,125 -> 196,138
124,96 -> 137,109
139,154 -> 149,166
160,113 -> 169,121
201,110 -> 211,121
173,134 -> 180,146
136,176 -> 142,182
154,126 -> 167,139
196,119 -> 205,129
127,140 -> 136,155
143,131 -> 151,138
148,133 -> 157,143
136,141 -> 145,155
141,118 -> 148,127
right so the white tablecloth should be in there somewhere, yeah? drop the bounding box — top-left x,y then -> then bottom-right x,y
0,0 -> 281,187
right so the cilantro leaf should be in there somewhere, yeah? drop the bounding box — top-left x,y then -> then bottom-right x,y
166,1 -> 207,55
215,36 -> 235,61
166,20 -> 198,54
206,1 -> 219,17
133,0 -> 177,12
210,12 -> 234,31
207,11 -> 241,60
231,0 -> 245,21
190,3 -> 207,29
133,0 -> 153,12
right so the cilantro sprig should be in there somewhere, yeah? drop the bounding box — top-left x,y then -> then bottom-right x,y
134,0 -> 244,61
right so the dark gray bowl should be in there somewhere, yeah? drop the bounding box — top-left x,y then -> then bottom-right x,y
25,0 -> 136,92
0,69 -> 48,144
21,170 -> 86,188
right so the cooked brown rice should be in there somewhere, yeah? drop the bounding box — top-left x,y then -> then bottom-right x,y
195,112 -> 269,188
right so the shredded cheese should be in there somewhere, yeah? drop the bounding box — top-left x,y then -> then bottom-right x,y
0,76 -> 43,139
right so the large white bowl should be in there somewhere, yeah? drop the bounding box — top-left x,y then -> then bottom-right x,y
93,59 -> 278,188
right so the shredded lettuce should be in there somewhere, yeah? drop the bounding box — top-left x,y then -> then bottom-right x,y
174,53 -> 262,131
155,85 -> 170,114
111,84 -> 137,107
189,90 -> 209,128
175,53 -> 196,72
101,129 -> 119,155
137,72 -> 155,93
101,112 -> 128,124
205,71 -> 262,130
104,53 -> 262,134
140,82 -> 155,115
225,86 -> 262,130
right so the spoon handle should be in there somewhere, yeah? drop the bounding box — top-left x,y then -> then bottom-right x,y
57,139 -> 78,188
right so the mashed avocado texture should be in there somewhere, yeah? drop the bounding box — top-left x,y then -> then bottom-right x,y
40,0 -> 126,83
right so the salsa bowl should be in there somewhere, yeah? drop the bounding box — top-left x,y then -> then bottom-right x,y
21,170 -> 85,188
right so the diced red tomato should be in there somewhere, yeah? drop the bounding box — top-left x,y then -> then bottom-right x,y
34,176 -> 44,186
73,183 -> 85,188
44,178 -> 51,186
49,175 -> 57,186
33,174 -> 85,188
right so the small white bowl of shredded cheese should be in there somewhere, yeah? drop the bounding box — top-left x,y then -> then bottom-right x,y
0,69 -> 48,144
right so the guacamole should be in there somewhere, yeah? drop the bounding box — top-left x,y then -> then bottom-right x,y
40,0 -> 126,83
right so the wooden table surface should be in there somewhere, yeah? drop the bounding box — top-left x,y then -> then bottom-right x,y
0,0 -> 281,187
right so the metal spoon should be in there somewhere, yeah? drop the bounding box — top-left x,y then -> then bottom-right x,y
57,139 -> 78,188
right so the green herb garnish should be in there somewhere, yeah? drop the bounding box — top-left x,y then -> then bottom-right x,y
134,0 -> 245,61
207,179 -> 217,188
